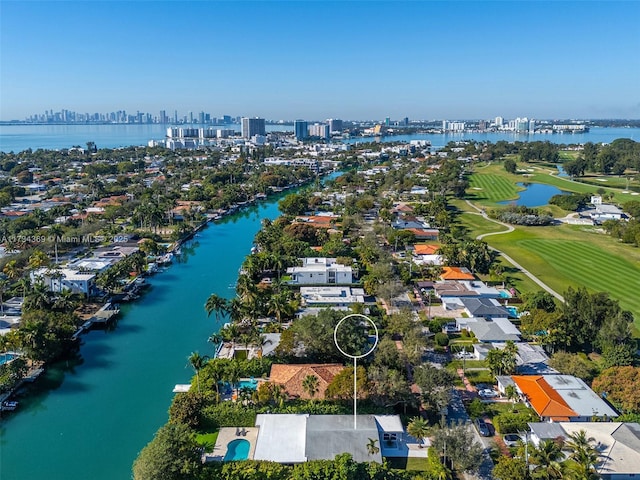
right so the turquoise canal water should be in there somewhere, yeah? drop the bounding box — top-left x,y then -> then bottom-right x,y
0,200 -> 284,480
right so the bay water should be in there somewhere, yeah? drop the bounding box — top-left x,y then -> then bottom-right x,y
1,124 -> 639,153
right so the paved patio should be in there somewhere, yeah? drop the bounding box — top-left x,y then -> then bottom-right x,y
204,427 -> 259,462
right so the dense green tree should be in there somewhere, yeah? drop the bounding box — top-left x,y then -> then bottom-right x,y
432,424 -> 483,473
504,158 -> 517,174
548,352 -> 599,382
492,457 -> 529,480
132,423 -> 202,480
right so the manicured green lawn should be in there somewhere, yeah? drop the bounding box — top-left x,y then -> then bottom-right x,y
463,369 -> 494,385
386,456 -> 430,470
467,172 -> 520,204
461,165 -> 640,331
195,431 -> 219,449
487,225 -> 640,331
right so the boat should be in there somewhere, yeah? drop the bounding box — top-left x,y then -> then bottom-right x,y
1,401 -> 18,411
157,253 -> 173,265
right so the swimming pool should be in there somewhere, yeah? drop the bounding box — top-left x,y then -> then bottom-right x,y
224,439 -> 250,461
238,379 -> 258,390
499,290 -> 512,299
506,306 -> 519,318
0,353 -> 17,366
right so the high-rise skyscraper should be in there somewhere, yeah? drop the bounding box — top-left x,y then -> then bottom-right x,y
294,120 -> 309,140
160,110 -> 167,124
328,119 -> 343,133
241,117 -> 266,138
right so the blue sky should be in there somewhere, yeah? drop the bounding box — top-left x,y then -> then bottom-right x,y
1,1 -> 639,121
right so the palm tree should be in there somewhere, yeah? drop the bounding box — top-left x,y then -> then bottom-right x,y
227,297 -> 246,324
48,223 -> 65,264
24,281 -> 51,311
3,260 -> 20,281
208,332 -> 223,354
565,430 -> 599,480
204,293 -> 228,322
28,249 -> 50,271
530,439 -> 565,480
0,279 -> 8,315
187,352 -> 209,394
18,276 -> 31,301
53,288 -> 78,312
407,417 -> 430,448
267,290 -> 294,324
302,374 -> 319,401
366,438 -> 380,456
225,361 -> 242,398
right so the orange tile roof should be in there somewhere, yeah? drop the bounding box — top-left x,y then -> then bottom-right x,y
414,244 -> 440,255
440,266 -> 475,280
269,363 -> 344,400
512,375 -> 577,420
406,228 -> 439,239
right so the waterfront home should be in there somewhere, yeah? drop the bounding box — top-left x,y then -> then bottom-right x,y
512,375 -> 618,422
251,414 -> 405,463
527,422 -> 640,479
286,257 -> 353,285
30,268 -> 97,296
269,363 -> 344,400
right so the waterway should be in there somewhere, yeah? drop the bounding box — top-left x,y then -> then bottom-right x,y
0,200 -> 285,480
0,124 -> 639,153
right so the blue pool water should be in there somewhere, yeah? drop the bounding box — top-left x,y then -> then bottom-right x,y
499,290 -> 511,299
0,353 -> 17,365
238,379 -> 258,390
224,439 -> 250,461
506,306 -> 519,318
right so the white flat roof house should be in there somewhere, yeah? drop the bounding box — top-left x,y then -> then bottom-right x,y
253,414 -> 405,464
30,268 -> 96,296
299,286 -> 365,306
287,257 -> 353,285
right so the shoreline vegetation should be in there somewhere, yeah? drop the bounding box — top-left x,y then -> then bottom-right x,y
0,137 -> 639,479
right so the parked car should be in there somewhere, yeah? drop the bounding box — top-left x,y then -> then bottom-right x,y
478,389 -> 499,398
475,419 -> 491,437
503,434 -> 523,447
455,351 -> 474,359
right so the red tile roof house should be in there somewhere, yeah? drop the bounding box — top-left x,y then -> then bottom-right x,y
511,375 -> 618,422
269,364 -> 344,400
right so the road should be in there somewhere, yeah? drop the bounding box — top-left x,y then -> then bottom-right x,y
465,200 -> 564,302
447,389 -> 494,480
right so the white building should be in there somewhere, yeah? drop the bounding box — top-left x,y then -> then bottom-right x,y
299,286 -> 365,307
30,268 -> 96,296
287,258 -> 353,285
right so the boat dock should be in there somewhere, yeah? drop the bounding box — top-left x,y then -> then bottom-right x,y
71,302 -> 120,339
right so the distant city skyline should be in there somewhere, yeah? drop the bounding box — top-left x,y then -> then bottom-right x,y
1,1 -> 639,121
